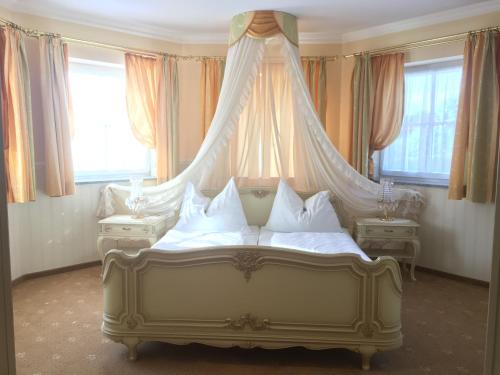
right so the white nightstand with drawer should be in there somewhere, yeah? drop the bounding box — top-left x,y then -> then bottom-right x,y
354,217 -> 420,281
97,215 -> 172,260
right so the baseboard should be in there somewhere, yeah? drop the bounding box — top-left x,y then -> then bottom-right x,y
10,260 -> 488,288
11,260 -> 101,287
416,265 -> 489,287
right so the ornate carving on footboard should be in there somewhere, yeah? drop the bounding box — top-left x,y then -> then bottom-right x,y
360,322 -> 375,338
225,313 -> 270,330
126,316 -> 138,330
232,251 -> 263,281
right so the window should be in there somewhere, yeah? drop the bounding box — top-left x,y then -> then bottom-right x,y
69,58 -> 153,182
380,59 -> 463,186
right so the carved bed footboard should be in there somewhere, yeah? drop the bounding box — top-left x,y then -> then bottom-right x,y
102,247 -> 403,370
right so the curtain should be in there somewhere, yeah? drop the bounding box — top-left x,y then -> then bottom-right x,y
0,27 -> 36,203
351,53 -> 405,177
200,58 -> 225,137
302,58 -> 326,127
125,53 -> 179,182
352,53 -> 372,177
99,35 -> 422,222
39,35 -> 75,197
449,31 -> 500,203
205,61 -> 296,188
201,57 -> 324,136
157,56 -> 179,182
125,54 -> 158,148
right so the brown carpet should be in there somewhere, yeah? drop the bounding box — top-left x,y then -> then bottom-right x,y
12,266 -> 488,375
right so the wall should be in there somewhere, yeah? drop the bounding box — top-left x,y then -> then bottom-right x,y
334,11 -> 500,283
8,183 -> 104,280
2,8 -> 342,280
337,11 -> 500,162
3,7 -> 498,282
0,8 -> 180,280
6,33 -> 108,280
416,186 -> 494,282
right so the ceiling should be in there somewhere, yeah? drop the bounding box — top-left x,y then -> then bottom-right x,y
0,0 -> 498,43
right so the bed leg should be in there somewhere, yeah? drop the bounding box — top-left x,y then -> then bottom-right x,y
123,337 -> 140,361
359,345 -> 376,370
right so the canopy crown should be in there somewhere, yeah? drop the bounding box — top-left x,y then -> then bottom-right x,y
229,10 -> 298,46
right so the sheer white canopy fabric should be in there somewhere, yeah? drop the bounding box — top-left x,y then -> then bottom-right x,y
97,33 -> 423,221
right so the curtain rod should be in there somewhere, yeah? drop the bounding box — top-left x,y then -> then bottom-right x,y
0,16 -> 225,60
343,25 -> 500,58
0,16 -> 337,62
0,16 -> 497,61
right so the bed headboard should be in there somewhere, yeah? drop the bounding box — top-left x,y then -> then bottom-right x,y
202,188 -> 352,231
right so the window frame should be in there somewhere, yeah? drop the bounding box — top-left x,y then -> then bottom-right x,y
379,56 -> 463,187
68,57 -> 155,184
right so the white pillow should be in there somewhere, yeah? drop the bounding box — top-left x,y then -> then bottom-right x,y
174,178 -> 248,232
265,180 -> 342,233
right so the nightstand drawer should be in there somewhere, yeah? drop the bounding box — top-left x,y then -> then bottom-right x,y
101,224 -> 151,236
360,225 -> 416,238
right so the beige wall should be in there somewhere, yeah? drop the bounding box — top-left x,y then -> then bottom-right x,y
337,11 -> 500,162
1,8 -> 342,165
0,7 -> 342,279
2,7 -> 498,282
334,11 -> 500,282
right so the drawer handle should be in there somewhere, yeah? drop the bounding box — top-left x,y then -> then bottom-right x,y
384,229 -> 394,233
122,227 -> 132,231
104,227 -> 111,232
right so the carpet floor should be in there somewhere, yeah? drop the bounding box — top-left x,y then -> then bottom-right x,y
12,266 -> 488,375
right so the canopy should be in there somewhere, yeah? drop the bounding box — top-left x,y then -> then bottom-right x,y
97,11 -> 423,222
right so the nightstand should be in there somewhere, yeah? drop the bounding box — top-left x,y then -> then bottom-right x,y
354,217 -> 420,281
97,214 -> 173,260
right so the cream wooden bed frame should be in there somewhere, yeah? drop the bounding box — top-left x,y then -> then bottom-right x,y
101,189 -> 403,370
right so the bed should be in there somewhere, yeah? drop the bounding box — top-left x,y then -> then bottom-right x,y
101,188 -> 403,371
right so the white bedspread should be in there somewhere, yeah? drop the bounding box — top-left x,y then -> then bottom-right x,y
152,226 -> 260,251
152,226 -> 370,262
258,228 -> 371,261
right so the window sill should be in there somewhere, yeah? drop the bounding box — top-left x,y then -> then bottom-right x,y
378,175 -> 449,188
75,176 -> 157,185
394,180 -> 449,189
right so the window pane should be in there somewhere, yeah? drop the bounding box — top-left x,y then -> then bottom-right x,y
69,59 -> 151,181
381,60 -> 462,183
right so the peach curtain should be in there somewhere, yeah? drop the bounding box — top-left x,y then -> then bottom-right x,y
125,54 -> 158,148
302,58 -> 326,127
125,53 -> 178,182
39,36 -> 75,197
0,27 -> 36,203
449,31 -> 500,203
352,52 -> 405,177
200,58 -> 225,137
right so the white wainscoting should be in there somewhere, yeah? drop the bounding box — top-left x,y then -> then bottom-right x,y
7,183 -> 495,282
8,183 -> 105,280
416,185 -> 494,282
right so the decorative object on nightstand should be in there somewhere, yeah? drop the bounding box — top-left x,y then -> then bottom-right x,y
377,178 -> 398,221
97,214 -> 174,260
125,177 -> 149,218
354,217 -> 420,281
